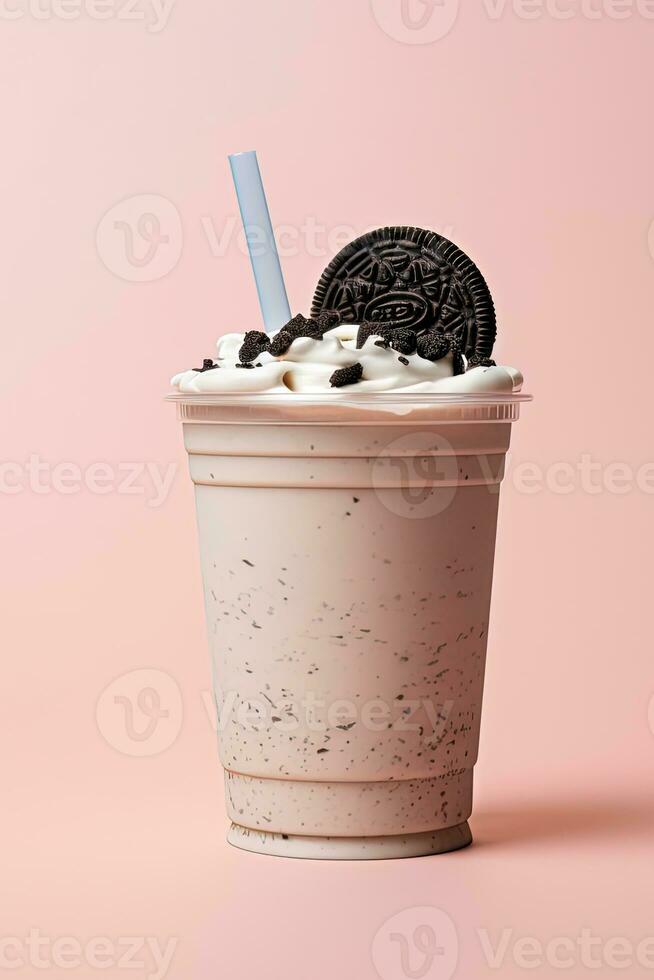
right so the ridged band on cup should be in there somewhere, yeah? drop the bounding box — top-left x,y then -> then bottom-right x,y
224,769 -> 473,838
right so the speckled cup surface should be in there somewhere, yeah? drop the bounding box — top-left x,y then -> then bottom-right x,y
174,394 -> 525,859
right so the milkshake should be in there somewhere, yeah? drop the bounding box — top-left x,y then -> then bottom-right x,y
170,239 -> 529,858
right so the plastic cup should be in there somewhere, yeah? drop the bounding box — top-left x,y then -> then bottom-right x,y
171,391 -> 529,859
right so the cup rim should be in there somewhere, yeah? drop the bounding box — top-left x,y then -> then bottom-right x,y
166,391 -> 533,407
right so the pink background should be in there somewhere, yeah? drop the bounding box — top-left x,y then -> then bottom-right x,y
3,1 -> 654,978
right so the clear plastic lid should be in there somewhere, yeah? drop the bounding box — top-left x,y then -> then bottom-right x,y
166,391 -> 532,425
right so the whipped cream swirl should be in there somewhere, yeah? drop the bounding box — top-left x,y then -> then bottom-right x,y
171,325 -> 523,395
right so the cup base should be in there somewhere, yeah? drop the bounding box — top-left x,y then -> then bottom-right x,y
227,821 -> 472,860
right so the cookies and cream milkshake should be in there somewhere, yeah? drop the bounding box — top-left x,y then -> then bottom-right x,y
170,226 -> 529,859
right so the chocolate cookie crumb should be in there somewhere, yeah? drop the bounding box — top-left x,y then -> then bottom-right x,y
238,330 -> 270,363
467,353 -> 497,369
193,358 -> 218,373
450,336 -> 465,376
269,329 -> 293,357
390,329 -> 417,355
356,322 -> 394,349
282,313 -> 321,340
398,355 -> 409,366
315,310 -> 341,334
329,362 -> 363,388
416,331 -> 450,362
268,314 -> 324,359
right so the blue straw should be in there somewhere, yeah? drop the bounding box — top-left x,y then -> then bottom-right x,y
228,150 -> 292,333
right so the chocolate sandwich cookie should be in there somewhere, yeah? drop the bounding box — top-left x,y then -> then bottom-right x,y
311,226 -> 496,358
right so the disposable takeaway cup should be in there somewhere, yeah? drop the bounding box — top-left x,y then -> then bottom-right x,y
170,390 -> 530,859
